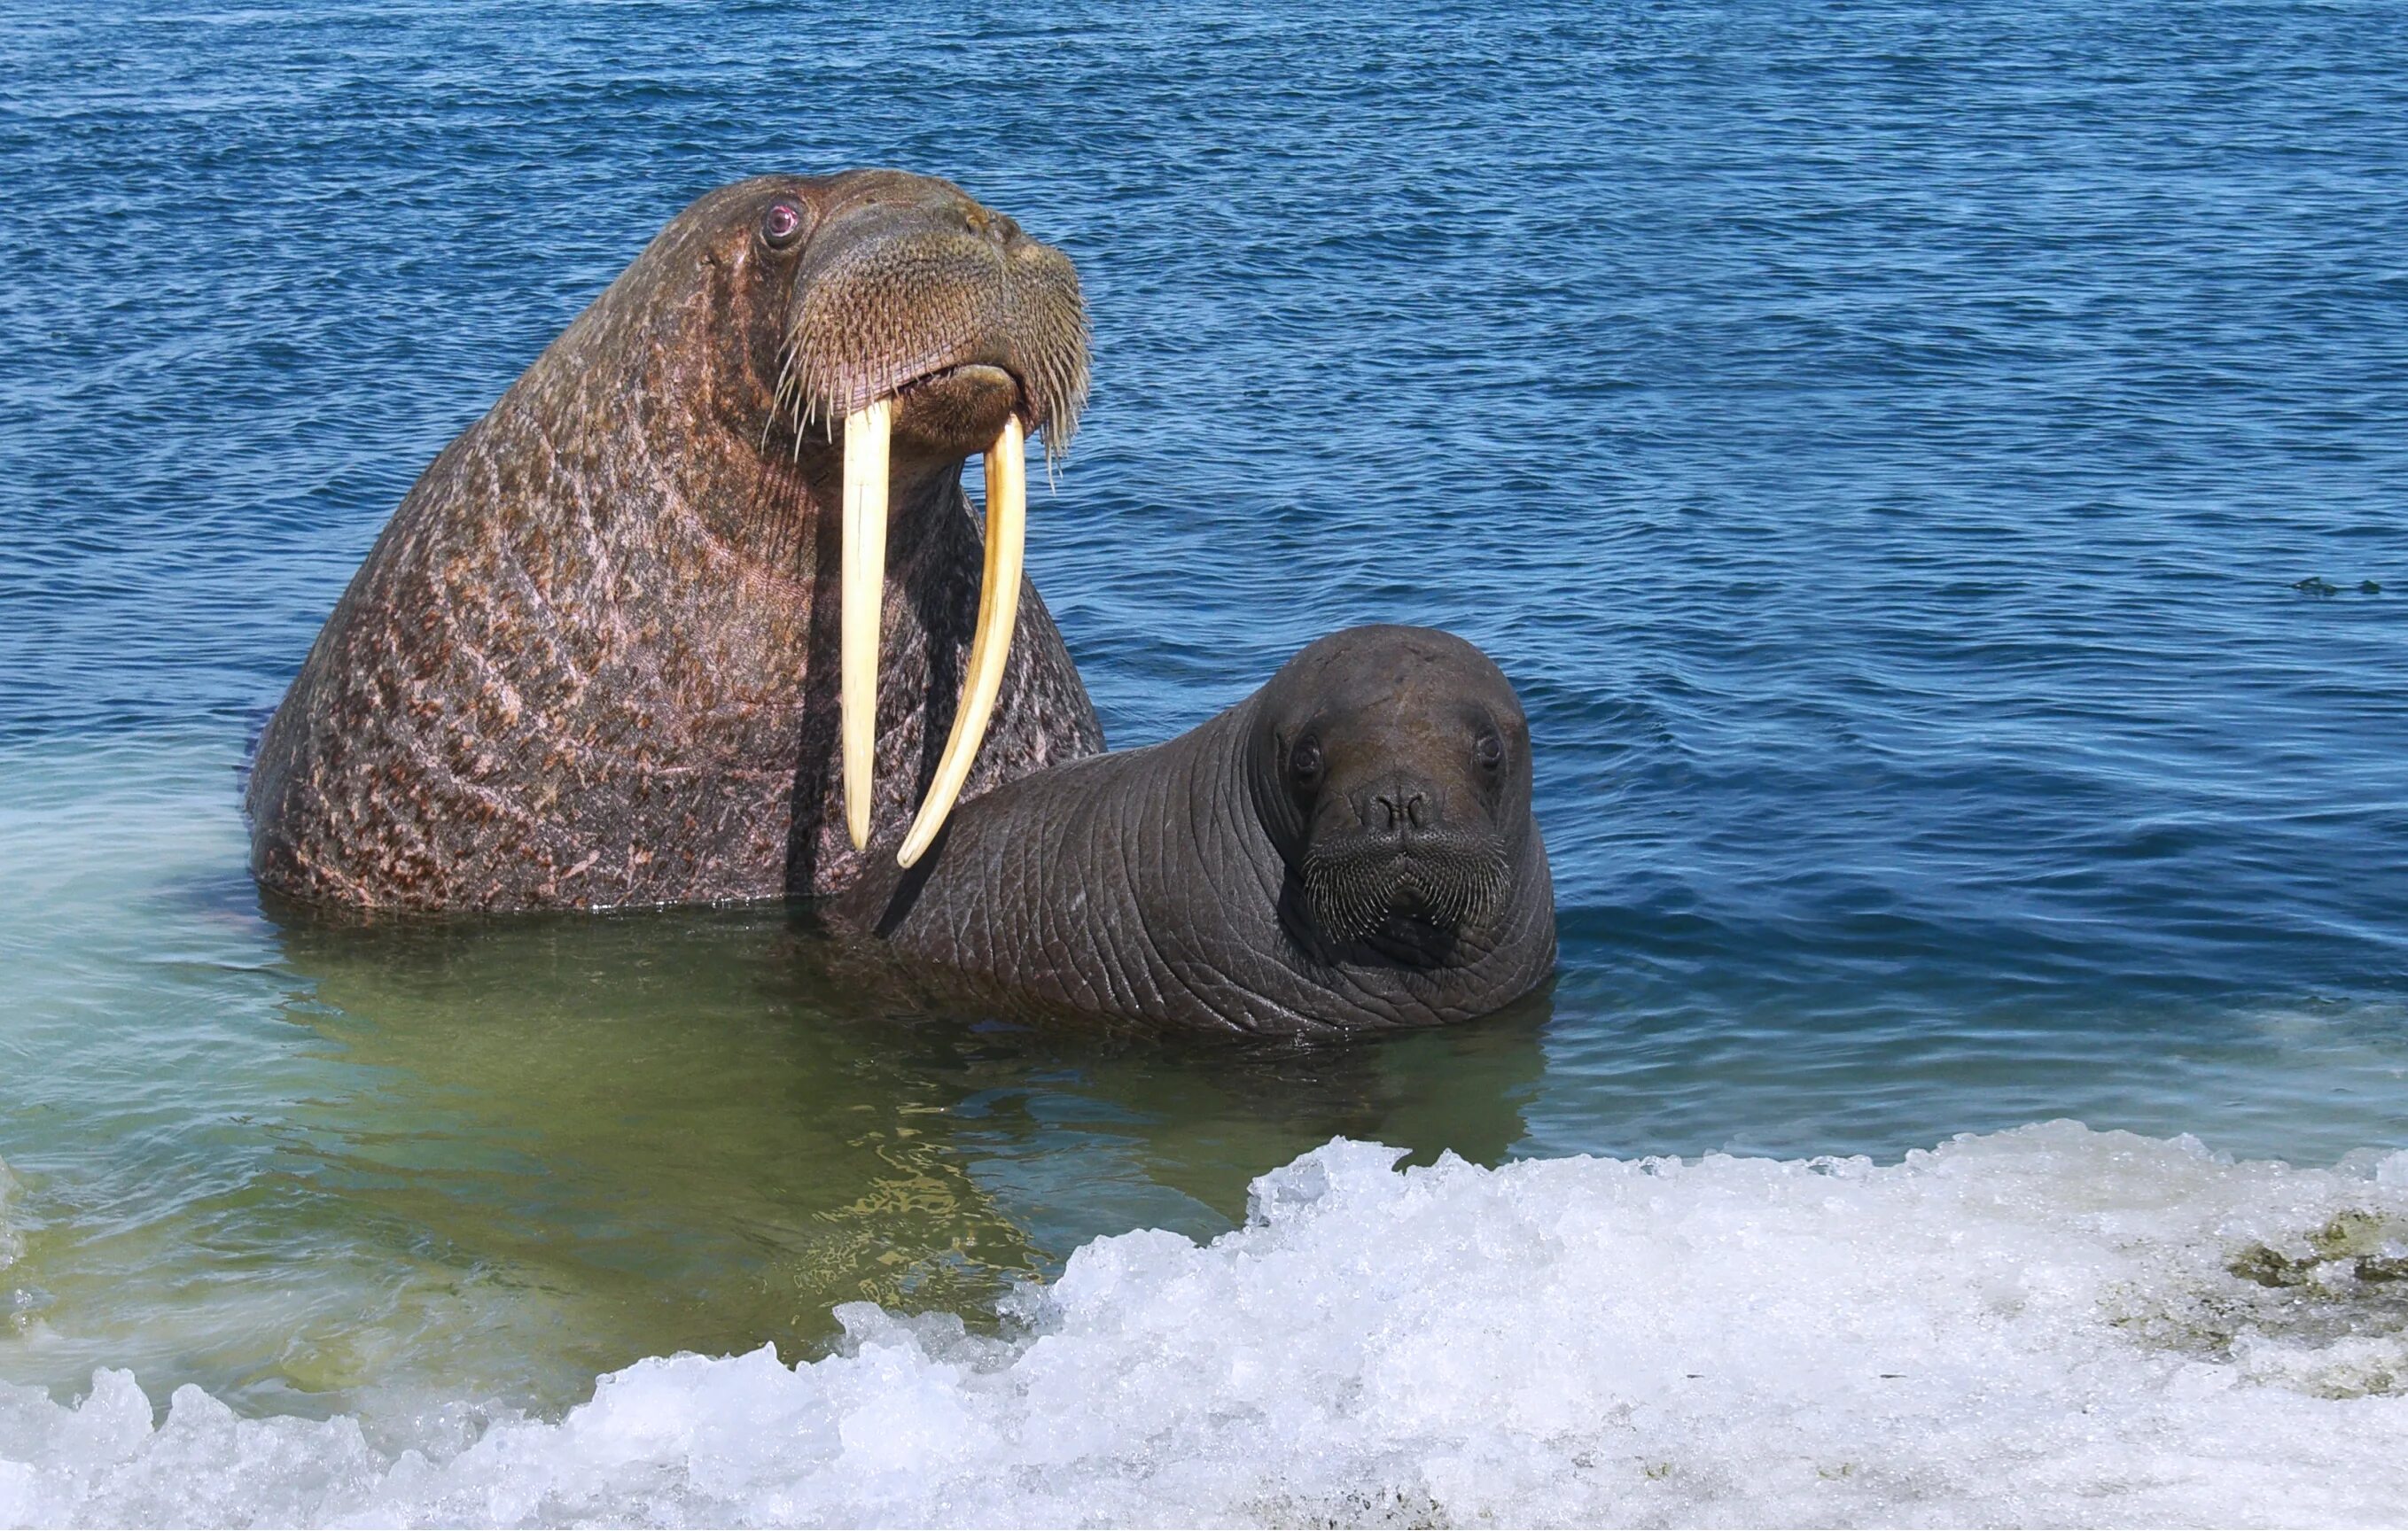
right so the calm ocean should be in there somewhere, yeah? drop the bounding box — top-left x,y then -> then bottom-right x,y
2,2 -> 2404,1523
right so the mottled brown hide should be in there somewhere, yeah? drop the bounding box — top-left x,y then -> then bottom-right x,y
247,171 -> 1102,911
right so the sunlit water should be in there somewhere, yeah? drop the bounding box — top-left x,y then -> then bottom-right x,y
3,1 -> 2405,1523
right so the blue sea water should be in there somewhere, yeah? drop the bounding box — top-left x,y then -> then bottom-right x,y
2,2 -> 2407,1520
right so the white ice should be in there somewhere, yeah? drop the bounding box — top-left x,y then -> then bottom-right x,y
6,1123 -> 2408,1527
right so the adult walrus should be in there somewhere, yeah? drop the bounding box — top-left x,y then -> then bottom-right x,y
835,626 -> 1557,1033
247,170 -> 1102,910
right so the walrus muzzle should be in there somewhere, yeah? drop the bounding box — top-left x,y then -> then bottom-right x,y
1299,836 -> 1511,948
774,200 -> 1088,865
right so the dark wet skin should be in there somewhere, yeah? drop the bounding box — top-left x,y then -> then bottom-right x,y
835,626 -> 1558,1034
246,171 -> 1101,910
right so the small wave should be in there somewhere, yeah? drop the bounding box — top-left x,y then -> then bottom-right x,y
0,1158 -> 19,1274
6,1123 -> 2408,1527
0,1158 -> 28,1357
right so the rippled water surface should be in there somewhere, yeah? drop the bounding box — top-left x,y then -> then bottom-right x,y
3,0 -> 2404,1444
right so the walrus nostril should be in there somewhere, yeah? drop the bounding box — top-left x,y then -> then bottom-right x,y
962,207 -> 1019,246
1373,790 -> 1428,834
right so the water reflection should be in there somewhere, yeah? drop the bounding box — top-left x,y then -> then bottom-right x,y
0,735 -> 1546,1427
251,898 -> 1547,1415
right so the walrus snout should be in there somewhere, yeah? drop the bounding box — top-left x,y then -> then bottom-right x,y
1300,785 -> 1514,944
775,188 -> 1088,449
1352,773 -> 1438,838
1300,838 -> 1511,942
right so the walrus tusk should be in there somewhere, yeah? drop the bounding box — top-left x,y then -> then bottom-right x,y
840,398 -> 892,851
899,415 -> 1025,867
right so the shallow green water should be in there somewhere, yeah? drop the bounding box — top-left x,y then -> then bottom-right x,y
6,728 -> 2404,1444
0,732 -> 1552,1433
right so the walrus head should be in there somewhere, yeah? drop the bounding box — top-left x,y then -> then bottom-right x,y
755,175 -> 1087,462
1244,626 -> 1538,964
609,169 -> 1088,866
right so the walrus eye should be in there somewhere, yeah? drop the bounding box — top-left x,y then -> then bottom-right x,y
1474,729 -> 1505,771
1290,736 -> 1324,787
760,201 -> 807,250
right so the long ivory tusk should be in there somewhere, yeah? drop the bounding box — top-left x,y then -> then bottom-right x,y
898,415 -> 1025,868
840,398 -> 892,851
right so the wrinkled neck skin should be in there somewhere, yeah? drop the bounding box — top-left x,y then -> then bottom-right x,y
836,699 -> 1557,1035
518,212 -> 961,583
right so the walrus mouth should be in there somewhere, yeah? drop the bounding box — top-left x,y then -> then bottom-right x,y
1298,843 -> 1510,948
892,360 -> 1017,403
838,395 -> 1028,866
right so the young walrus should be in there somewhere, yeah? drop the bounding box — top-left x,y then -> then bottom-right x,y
248,170 -> 1100,911
835,626 -> 1557,1034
